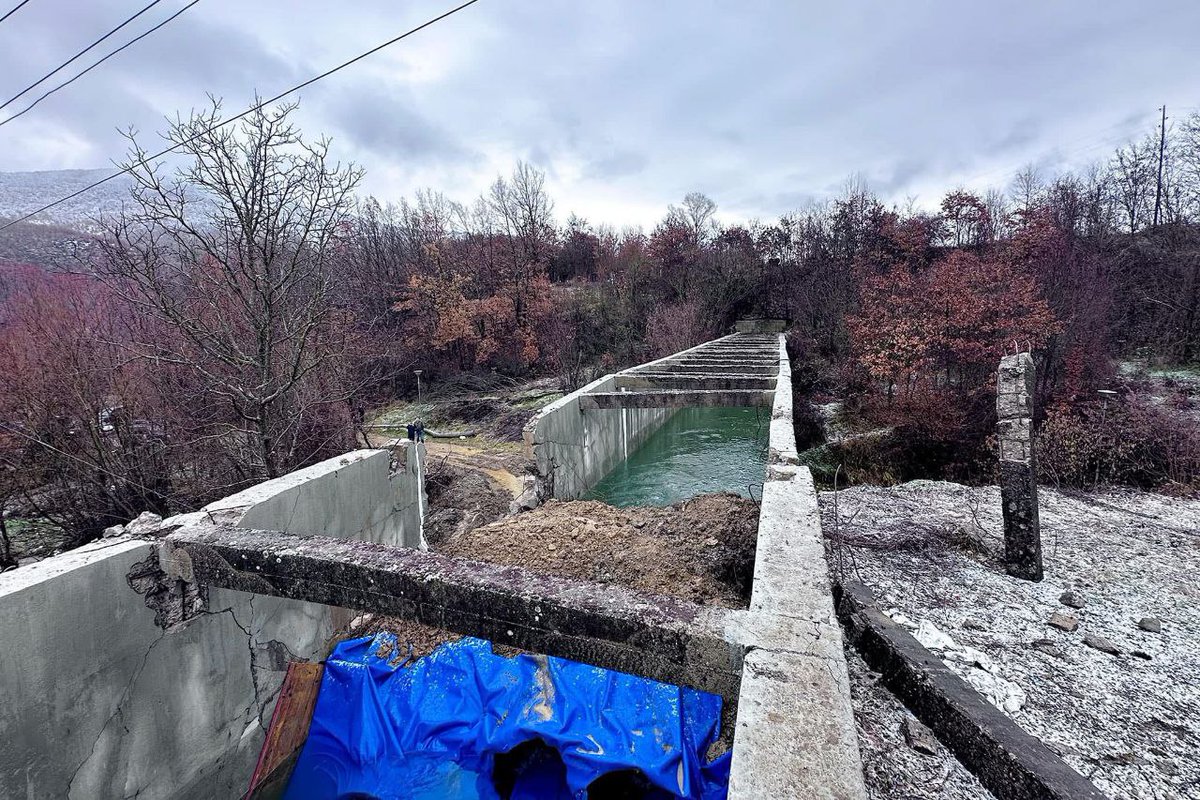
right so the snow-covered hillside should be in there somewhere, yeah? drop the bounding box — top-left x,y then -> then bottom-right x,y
0,168 -> 134,231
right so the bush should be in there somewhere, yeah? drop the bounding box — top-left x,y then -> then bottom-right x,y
1036,398 -> 1200,494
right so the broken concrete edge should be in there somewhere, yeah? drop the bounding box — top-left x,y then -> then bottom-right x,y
833,579 -> 1109,800
161,522 -> 760,699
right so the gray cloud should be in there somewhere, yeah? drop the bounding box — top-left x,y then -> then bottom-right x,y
0,0 -> 1197,227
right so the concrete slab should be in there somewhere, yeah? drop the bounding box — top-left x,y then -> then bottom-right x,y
579,389 -> 774,410
163,524 -> 746,699
728,648 -> 865,800
613,374 -> 777,391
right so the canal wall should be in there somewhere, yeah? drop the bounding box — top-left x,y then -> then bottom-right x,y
523,337 -> 743,500
727,334 -> 866,798
0,445 -> 425,800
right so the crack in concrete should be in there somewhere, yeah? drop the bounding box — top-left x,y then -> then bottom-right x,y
65,630 -> 167,800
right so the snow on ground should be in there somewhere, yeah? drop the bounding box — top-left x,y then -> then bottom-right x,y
847,646 -> 993,800
820,481 -> 1200,800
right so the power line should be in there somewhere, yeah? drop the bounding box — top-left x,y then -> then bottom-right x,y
0,0 -> 32,26
0,0 -> 482,232
0,0 -> 166,113
0,0 -> 200,129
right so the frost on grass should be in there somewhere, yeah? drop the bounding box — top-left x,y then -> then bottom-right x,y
822,480 -> 1200,800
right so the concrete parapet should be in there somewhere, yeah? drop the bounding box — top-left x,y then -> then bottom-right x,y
726,333 -> 866,799
579,389 -> 774,410
0,448 -> 426,800
522,373 -> 675,501
835,580 -> 1108,800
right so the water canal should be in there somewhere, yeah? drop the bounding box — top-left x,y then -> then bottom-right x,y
584,406 -> 769,507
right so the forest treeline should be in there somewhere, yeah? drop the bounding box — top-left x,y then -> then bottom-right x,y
1,99 -> 1199,558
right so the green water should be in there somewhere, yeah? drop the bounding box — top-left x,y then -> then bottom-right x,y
584,407 -> 769,507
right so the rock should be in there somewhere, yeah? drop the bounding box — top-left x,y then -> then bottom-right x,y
902,716 -> 938,756
1031,638 -> 1063,658
102,524 -> 126,539
704,537 -> 718,547
1137,616 -> 1162,633
632,519 -> 646,529
962,617 -> 988,631
124,511 -> 164,537
914,620 -> 956,651
1084,634 -> 1121,656
1059,590 -> 1086,609
1047,613 -> 1078,632
1132,650 -> 1152,660
510,488 -> 540,514
547,543 -> 557,552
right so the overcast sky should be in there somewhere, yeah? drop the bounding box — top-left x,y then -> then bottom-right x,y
0,0 -> 1197,227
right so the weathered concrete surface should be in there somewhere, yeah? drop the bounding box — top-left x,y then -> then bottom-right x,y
579,388 -> 774,410
164,524 -> 755,700
205,445 -> 426,548
727,335 -> 867,800
0,447 -> 426,800
613,373 -> 777,391
835,579 -> 1108,800
997,353 -> 1042,581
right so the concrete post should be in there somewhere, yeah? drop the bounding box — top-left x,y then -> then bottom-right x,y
996,353 -> 1042,581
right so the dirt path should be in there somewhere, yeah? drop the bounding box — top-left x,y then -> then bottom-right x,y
423,441 -> 525,497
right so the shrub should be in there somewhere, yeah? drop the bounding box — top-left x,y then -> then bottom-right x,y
1036,398 -> 1200,493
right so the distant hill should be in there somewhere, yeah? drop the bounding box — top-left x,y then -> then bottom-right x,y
0,168 -> 134,232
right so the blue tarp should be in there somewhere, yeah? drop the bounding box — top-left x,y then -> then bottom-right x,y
283,634 -> 731,800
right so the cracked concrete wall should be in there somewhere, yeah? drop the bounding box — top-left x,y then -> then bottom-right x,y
524,374 -> 675,500
0,447 -> 426,800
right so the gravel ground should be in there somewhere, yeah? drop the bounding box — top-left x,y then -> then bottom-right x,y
847,646 -> 993,800
821,480 -> 1200,800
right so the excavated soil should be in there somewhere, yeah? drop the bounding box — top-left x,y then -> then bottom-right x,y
437,493 -> 759,609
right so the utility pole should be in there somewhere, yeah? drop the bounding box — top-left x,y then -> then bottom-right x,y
1153,104 -> 1167,227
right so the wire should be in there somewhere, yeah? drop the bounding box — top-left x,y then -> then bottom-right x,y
0,0 -> 32,26
0,0 -> 483,232
0,0 -> 200,129
0,0 -> 166,113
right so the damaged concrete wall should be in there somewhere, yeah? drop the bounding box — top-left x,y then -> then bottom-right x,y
0,446 -> 425,800
524,374 -> 675,500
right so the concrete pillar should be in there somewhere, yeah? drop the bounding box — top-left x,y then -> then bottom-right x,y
996,353 -> 1042,581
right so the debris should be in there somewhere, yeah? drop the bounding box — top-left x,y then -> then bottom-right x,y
1083,634 -> 1121,656
1132,651 -> 1153,661
1059,590 -> 1086,609
124,511 -> 164,537
1137,616 -> 1162,634
902,716 -> 939,756
102,524 -> 126,538
1047,613 -> 1078,632
962,618 -> 988,631
436,493 -> 758,607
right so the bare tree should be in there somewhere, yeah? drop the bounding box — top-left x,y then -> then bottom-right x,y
1109,137 -> 1157,233
95,98 -> 365,479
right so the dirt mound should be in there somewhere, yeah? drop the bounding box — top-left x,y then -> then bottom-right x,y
437,493 -> 759,608
423,463 -> 512,547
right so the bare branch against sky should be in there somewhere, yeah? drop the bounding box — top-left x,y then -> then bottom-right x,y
0,0 -> 1197,225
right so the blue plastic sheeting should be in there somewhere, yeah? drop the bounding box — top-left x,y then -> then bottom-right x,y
283,634 -> 731,800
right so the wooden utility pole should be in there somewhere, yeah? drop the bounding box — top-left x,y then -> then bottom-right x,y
1153,105 -> 1167,226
